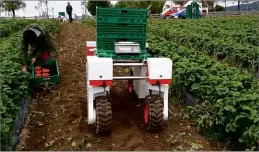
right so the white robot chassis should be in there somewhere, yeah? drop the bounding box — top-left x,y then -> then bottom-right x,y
86,41 -> 173,134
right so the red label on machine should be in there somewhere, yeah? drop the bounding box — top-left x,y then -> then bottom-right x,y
86,46 -> 95,56
146,69 -> 171,85
89,80 -> 112,86
147,79 -> 171,85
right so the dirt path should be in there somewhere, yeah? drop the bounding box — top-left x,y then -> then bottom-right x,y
17,23 -> 224,151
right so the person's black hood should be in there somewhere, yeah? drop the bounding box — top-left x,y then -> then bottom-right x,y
23,28 -> 43,45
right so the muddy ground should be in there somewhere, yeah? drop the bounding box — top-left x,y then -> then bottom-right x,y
17,22 -> 226,151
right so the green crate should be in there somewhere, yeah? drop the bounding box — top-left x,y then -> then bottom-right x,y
97,38 -> 146,51
29,59 -> 60,89
96,7 -> 149,60
59,12 -> 65,17
97,16 -> 147,24
97,51 -> 151,60
97,27 -> 146,34
97,33 -> 146,39
97,7 -> 148,18
97,23 -> 146,50
97,23 -> 146,33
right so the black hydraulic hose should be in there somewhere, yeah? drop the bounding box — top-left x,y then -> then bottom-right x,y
148,80 -> 161,104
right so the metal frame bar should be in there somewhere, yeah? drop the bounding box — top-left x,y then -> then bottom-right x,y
113,60 -> 145,63
113,63 -> 147,67
113,76 -> 147,80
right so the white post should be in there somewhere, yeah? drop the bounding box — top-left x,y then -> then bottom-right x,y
0,0 -> 2,18
84,0 -> 87,16
52,7 -> 54,18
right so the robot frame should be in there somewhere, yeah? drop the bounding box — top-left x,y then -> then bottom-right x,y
86,7 -> 173,135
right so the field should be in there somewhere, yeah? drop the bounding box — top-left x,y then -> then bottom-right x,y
0,16 -> 258,151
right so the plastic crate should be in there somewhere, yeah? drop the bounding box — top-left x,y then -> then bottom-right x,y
97,7 -> 148,19
29,59 -> 60,89
97,23 -> 146,50
97,51 -> 151,60
97,16 -> 147,24
97,33 -> 146,39
96,7 -> 149,60
97,23 -> 146,33
97,38 -> 146,51
97,27 -> 146,34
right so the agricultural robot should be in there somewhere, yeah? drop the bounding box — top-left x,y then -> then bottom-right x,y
86,7 -> 173,134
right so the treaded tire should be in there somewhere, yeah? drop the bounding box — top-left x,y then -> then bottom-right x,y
95,96 -> 112,135
144,95 -> 164,131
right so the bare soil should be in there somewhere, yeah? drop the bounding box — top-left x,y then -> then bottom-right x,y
17,22 -> 226,151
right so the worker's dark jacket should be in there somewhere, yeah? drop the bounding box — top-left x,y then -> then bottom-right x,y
20,24 -> 56,66
66,5 -> 72,14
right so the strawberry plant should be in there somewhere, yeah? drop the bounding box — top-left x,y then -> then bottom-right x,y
147,34 -> 259,149
0,19 -> 38,38
0,19 -> 59,150
148,17 -> 259,73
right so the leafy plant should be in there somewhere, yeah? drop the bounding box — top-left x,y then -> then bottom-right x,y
147,34 -> 259,149
0,19 -> 59,150
148,17 -> 259,73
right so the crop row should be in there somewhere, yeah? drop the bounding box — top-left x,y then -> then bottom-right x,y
151,16 -> 258,33
147,34 -> 259,149
150,17 -> 259,46
179,16 -> 257,31
0,19 -> 39,38
148,21 -> 258,72
149,19 -> 258,46
0,19 -> 59,150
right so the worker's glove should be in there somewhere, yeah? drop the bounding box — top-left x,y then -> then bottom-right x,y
32,58 -> 36,64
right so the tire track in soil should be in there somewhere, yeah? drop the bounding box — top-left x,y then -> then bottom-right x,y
111,76 -> 217,151
17,23 -> 218,151
108,79 -> 148,151
110,78 -> 168,151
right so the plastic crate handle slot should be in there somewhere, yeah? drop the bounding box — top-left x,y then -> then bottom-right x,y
120,10 -> 128,14
117,38 -> 128,42
117,23 -> 127,26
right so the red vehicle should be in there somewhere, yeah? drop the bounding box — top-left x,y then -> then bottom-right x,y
161,6 -> 186,19
160,0 -> 208,19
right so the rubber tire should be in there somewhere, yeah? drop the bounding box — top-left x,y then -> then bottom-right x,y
95,96 -> 112,135
145,95 -> 164,131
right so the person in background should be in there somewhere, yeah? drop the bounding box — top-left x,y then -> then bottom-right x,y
20,24 -> 56,72
66,2 -> 73,23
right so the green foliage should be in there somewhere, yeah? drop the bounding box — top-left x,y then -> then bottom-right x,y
114,1 -> 165,13
0,19 -> 59,150
82,19 -> 96,27
87,1 -> 111,16
2,1 -> 26,17
214,5 -> 225,11
147,23 -> 259,149
115,1 -> 134,8
0,19 -> 37,38
148,17 -> 259,73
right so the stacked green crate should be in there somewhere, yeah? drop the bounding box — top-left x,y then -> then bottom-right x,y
96,7 -> 149,60
186,1 -> 201,19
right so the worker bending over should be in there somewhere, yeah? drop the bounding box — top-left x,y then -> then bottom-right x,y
20,24 -> 56,72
